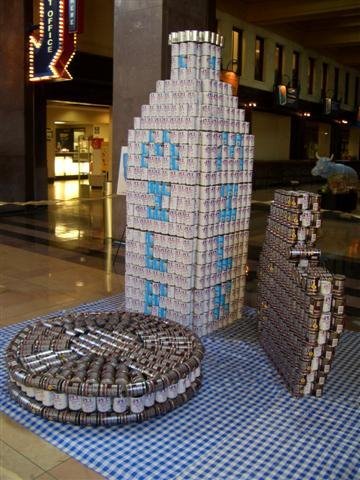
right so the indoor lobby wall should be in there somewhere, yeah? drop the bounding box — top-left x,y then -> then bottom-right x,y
317,123 -> 331,157
216,8 -> 359,110
77,0 -> 114,57
349,127 -> 360,160
252,112 -> 290,161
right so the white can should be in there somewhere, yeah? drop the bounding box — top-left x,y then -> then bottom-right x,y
42,390 -> 54,406
311,357 -> 319,371
178,378 -> 186,394
130,396 -> 144,413
320,280 -> 332,295
322,294 -> 332,312
143,392 -> 155,407
82,396 -> 97,413
155,389 -> 168,403
34,388 -> 43,402
179,42 -> 187,55
303,383 -> 313,395
171,43 -> 179,56
113,396 -> 129,413
317,330 -> 328,345
201,42 -> 211,56
54,393 -> 68,410
319,313 -> 331,331
167,384 -> 178,399
25,386 -> 35,397
97,397 -> 112,413
68,394 -> 82,411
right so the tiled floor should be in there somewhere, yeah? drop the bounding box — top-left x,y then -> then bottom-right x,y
0,182 -> 124,478
0,179 -> 359,479
0,244 -> 123,479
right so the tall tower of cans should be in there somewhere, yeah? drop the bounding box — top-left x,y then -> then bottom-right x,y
257,190 -> 346,397
125,31 -> 254,336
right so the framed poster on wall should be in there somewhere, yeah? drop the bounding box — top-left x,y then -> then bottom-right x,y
56,128 -> 74,152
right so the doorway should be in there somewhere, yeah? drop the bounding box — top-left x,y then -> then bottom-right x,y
46,101 -> 111,200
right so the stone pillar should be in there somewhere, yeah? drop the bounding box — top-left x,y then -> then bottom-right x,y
111,0 -> 215,239
0,1 -> 27,209
0,1 -> 48,211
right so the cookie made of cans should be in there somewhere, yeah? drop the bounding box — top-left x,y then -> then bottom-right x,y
6,311 -> 205,425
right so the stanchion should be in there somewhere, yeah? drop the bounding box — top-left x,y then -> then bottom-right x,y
104,181 -> 112,240
104,181 -> 113,292
105,238 -> 112,293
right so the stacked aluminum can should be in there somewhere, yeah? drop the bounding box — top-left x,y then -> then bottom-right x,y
257,189 -> 346,397
126,31 -> 254,336
6,312 -> 204,425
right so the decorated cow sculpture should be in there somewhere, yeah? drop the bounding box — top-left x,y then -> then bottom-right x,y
311,153 -> 358,194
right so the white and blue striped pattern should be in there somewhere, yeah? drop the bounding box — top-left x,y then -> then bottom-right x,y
0,293 -> 359,480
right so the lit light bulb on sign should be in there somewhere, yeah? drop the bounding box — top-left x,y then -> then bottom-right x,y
29,0 -> 78,82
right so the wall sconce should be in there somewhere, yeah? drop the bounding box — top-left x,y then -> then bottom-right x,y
275,84 -> 287,106
322,89 -> 334,115
274,75 -> 299,107
220,61 -> 240,96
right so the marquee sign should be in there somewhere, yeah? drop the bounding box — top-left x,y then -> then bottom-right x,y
29,0 -> 80,82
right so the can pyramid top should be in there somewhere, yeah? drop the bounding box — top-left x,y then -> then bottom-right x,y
168,30 -> 223,47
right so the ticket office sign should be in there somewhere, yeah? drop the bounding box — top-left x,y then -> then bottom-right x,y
29,0 -> 78,82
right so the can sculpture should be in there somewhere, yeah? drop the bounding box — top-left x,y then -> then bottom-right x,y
125,30 -> 254,336
6,29 -> 254,424
257,190 -> 346,397
6,311 -> 204,425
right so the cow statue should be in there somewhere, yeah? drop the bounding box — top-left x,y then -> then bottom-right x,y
311,153 -> 358,194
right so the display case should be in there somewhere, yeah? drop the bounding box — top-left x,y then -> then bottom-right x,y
54,128 -> 91,179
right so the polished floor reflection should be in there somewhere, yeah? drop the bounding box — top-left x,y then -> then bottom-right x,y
0,182 -> 123,479
0,179 -> 359,479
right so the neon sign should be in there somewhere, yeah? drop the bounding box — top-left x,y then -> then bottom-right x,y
29,0 -> 77,82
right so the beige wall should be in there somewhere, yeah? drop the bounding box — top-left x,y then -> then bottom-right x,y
317,123 -> 331,157
33,0 -> 113,58
77,0 -> 114,57
217,9 -> 359,111
251,112 -> 290,161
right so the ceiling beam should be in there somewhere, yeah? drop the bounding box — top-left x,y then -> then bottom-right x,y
294,16 -> 360,31
301,28 -> 360,47
244,0 -> 360,25
321,47 -> 360,67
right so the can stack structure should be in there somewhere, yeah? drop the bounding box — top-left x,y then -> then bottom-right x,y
125,31 -> 254,336
257,189 -> 346,397
6,311 -> 204,425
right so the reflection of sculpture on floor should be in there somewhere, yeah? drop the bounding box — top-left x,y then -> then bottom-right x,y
125,31 -> 254,336
257,189 -> 346,397
6,311 -> 203,425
